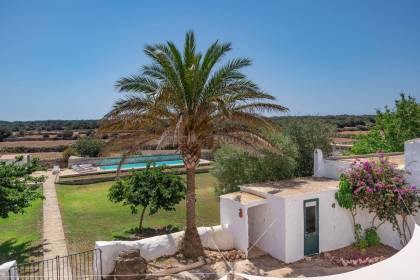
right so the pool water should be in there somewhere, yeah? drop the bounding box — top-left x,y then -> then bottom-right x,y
99,159 -> 185,171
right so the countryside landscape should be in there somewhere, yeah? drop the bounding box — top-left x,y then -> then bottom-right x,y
1,1 -> 419,279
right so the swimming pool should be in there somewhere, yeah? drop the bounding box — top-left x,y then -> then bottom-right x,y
99,159 -> 185,171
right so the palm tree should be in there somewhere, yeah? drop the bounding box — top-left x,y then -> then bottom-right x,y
100,31 -> 288,259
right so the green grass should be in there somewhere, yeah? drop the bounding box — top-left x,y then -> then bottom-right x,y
0,199 -> 43,263
57,173 -> 220,253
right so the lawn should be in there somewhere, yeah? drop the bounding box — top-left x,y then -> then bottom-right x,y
57,173 -> 220,253
0,199 -> 43,263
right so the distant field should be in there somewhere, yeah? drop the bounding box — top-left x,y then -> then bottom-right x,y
57,173 -> 220,253
0,140 -> 74,148
30,152 -> 63,160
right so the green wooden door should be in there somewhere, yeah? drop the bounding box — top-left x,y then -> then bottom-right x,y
304,199 -> 319,256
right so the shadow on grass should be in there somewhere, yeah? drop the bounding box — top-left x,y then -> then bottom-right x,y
0,239 -> 45,264
113,224 -> 181,241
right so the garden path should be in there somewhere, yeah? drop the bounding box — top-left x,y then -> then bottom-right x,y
41,171 -> 68,259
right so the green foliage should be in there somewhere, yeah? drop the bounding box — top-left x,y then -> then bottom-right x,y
352,94 -> 420,154
0,129 -> 11,142
0,160 -> 45,218
63,146 -> 78,161
72,137 -> 104,157
273,115 -> 375,129
355,227 -> 380,249
108,165 -> 186,231
364,228 -> 380,247
0,120 -> 99,131
212,133 -> 298,195
335,175 -> 355,210
62,128 -> 74,139
282,117 -> 335,176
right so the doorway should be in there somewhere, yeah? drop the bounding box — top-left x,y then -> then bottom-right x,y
304,198 -> 319,255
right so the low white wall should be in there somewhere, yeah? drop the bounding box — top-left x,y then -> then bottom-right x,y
95,225 -> 234,276
0,260 -> 18,280
220,197 -> 249,253
314,149 -> 350,179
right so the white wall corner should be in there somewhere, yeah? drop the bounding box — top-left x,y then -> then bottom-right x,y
404,139 -> 420,187
313,149 -> 324,177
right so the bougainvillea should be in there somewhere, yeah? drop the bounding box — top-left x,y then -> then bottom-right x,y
336,154 -> 419,246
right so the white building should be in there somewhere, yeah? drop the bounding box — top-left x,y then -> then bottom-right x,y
220,139 -> 420,263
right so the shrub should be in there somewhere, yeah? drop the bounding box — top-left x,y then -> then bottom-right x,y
0,129 -> 11,142
72,137 -> 104,157
63,146 -> 78,161
62,128 -> 73,139
281,117 -> 335,176
364,228 -> 380,247
212,132 -> 298,195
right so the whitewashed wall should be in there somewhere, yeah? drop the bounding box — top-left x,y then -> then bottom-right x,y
0,261 -> 17,280
405,139 -> 420,187
246,198 -> 287,261
281,190 -> 354,263
313,149 -> 350,179
95,225 -> 234,276
220,197 -> 249,253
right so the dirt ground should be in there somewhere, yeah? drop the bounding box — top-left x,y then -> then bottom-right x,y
149,245 -> 396,280
151,253 -> 360,279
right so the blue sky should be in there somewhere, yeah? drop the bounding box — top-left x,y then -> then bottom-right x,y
0,0 -> 419,121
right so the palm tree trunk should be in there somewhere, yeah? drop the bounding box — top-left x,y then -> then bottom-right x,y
181,166 -> 205,258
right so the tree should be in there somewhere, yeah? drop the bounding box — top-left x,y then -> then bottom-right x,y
72,137 -> 104,157
213,132 -> 297,195
100,31 -> 287,258
0,129 -> 11,142
0,159 -> 44,218
351,94 -> 420,154
282,117 -> 335,176
62,128 -> 74,139
108,166 -> 186,232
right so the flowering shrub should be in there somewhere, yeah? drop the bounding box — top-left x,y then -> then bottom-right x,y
336,154 -> 419,246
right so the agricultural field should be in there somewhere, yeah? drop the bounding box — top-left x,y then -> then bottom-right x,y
0,140 -> 74,148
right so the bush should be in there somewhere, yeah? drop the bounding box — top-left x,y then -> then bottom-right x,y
62,128 -> 73,139
0,129 -> 11,142
72,137 -> 104,157
63,146 -> 78,161
364,228 -> 380,247
212,132 -> 298,195
282,117 -> 335,176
